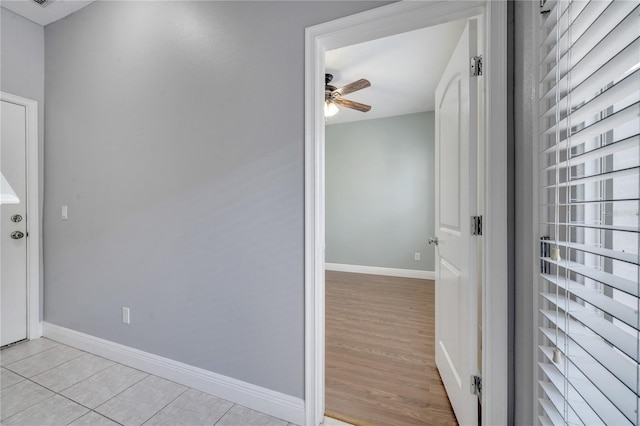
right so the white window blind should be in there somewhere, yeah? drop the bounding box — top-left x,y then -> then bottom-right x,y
537,1 -> 640,425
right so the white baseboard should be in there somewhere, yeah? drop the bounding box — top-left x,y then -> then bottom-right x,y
325,263 -> 435,280
42,322 -> 303,425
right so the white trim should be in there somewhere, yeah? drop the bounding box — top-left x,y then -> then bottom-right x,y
0,92 -> 41,341
42,322 -> 304,425
480,2 -> 509,425
325,263 -> 435,280
305,2 -> 508,425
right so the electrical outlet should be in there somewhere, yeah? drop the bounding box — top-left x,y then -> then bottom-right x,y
61,205 -> 68,220
414,252 -> 421,261
122,307 -> 130,324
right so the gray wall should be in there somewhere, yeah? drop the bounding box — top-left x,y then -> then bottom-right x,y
325,112 -> 435,271
43,0 -> 389,399
1,7 -> 45,317
514,0 -> 535,424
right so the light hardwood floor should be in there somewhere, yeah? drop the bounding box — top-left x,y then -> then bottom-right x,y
325,271 -> 458,426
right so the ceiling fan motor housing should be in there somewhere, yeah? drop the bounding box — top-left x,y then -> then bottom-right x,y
325,73 -> 337,101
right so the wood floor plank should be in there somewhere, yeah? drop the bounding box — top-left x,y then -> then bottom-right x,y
325,271 -> 458,426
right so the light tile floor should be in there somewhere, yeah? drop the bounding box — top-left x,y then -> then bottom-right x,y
0,338 -> 298,426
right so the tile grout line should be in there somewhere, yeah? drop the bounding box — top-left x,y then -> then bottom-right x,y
45,358 -> 117,394
42,337 -> 163,387
20,358 -> 116,397
35,379 -> 102,421
0,348 -> 81,422
12,359 -> 150,424
10,376 -> 115,426
26,353 -> 99,390
54,368 -> 142,426
58,397 -> 91,426
0,367 -> 30,391
139,385 -> 190,426
46,384 -> 126,426
212,403 -> 237,426
85,409 -> 125,426
0,392 -> 57,424
3,345 -> 87,379
91,370 -> 151,413
1,343 -> 62,369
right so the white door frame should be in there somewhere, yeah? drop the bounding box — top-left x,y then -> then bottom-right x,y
303,2 -> 508,425
1,91 -> 41,342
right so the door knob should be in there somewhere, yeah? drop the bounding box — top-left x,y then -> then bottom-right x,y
10,214 -> 23,223
10,231 -> 24,240
428,237 -> 439,246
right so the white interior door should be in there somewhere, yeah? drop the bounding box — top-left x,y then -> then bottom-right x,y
434,19 -> 479,426
1,100 -> 29,347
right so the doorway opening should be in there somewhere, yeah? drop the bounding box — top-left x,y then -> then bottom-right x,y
304,2 -> 508,426
322,18 -> 468,425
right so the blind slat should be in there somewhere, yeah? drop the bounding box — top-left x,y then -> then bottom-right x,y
539,328 -> 636,425
542,134 -> 639,171
539,381 -> 584,425
543,165 -> 639,189
540,260 -> 639,297
541,240 -> 639,265
541,289 -> 639,360
541,108 -> 640,156
541,222 -> 639,233
542,102 -> 640,152
541,3 -> 639,85
540,0 -> 562,30
540,346 -> 627,426
540,315 -> 638,400
541,285 -> 638,331
539,360 -> 601,425
539,398 -> 566,426
540,0 -> 593,64
542,70 -> 640,132
540,198 -> 640,206
542,37 -> 640,102
538,414 -> 554,426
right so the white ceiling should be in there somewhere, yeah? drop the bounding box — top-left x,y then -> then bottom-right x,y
2,0 -> 94,26
325,19 -> 466,125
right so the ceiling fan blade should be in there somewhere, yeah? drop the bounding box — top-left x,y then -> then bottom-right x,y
334,97 -> 371,112
335,79 -> 370,96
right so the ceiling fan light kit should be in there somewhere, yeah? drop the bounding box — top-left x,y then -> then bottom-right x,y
324,73 -> 372,117
324,101 -> 339,117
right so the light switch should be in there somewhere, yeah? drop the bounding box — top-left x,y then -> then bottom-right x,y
61,205 -> 68,220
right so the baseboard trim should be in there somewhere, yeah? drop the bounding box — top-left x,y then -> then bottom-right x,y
325,263 -> 435,280
42,322 -> 303,425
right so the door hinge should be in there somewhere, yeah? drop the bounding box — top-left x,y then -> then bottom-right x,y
471,375 -> 482,396
471,215 -> 483,236
470,55 -> 483,77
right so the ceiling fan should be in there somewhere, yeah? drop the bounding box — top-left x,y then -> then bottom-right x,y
324,73 -> 371,117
